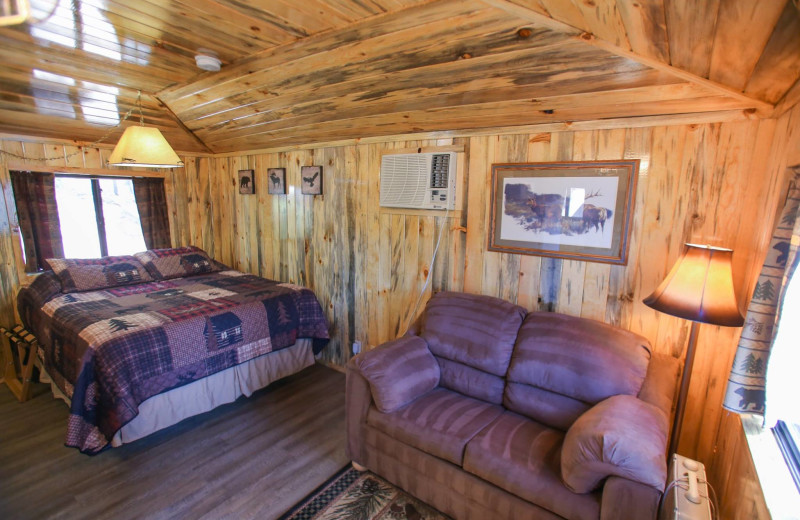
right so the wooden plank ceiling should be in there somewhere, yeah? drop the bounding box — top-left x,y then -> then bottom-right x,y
0,0 -> 797,154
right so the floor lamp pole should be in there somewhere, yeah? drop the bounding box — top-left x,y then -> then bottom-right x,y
669,320 -> 701,456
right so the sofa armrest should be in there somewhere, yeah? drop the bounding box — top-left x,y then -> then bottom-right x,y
345,359 -> 373,465
561,395 -> 668,494
600,476 -> 662,520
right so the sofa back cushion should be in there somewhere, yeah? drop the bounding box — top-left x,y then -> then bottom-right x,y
418,291 -> 525,403
505,312 -> 652,430
436,357 -> 506,404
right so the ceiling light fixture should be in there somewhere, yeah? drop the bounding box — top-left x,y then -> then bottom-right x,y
107,91 -> 183,168
195,50 -> 221,72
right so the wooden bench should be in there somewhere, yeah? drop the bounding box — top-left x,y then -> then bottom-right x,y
1,325 -> 39,402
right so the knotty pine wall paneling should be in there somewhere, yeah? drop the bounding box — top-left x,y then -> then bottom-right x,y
189,110 -> 798,517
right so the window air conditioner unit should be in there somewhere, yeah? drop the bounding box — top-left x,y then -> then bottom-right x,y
379,152 -> 457,210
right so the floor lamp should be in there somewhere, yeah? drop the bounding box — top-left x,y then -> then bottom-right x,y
643,244 -> 744,456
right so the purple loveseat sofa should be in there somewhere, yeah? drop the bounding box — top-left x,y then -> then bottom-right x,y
346,291 -> 679,519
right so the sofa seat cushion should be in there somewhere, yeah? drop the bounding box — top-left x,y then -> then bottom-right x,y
367,387 -> 503,466
463,411 -> 601,520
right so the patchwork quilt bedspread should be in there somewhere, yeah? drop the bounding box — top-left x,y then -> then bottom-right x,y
18,270 -> 329,454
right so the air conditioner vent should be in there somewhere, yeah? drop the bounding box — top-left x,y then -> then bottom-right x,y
379,152 -> 457,210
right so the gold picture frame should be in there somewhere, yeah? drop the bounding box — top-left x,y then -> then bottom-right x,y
489,160 -> 639,265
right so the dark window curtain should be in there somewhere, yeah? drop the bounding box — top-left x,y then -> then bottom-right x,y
10,171 -> 64,272
132,177 -> 171,250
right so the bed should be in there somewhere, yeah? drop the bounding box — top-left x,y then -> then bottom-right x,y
16,247 -> 329,454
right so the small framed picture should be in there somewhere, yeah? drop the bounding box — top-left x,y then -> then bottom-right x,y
238,169 -> 255,195
301,166 -> 323,195
267,168 -> 286,195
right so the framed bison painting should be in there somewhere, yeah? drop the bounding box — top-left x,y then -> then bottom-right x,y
488,160 -> 639,265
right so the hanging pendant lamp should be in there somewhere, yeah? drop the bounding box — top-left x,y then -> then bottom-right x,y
108,91 -> 183,168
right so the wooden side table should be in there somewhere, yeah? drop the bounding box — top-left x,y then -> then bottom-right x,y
1,325 -> 39,402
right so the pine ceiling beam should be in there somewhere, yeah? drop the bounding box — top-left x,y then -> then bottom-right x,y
154,94 -> 214,154
481,0 -> 774,115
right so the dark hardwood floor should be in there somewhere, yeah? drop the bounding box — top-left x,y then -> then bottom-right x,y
0,364 -> 348,520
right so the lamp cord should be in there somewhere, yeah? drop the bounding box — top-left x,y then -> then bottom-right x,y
0,91 -> 142,163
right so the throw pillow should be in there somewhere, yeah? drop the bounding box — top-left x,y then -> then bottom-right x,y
561,395 -> 668,493
354,335 -> 440,413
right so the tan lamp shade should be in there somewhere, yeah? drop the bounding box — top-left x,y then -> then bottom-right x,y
643,244 -> 744,327
107,126 -> 183,168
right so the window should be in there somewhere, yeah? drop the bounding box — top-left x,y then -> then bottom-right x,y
11,171 -> 167,272
54,176 -> 146,258
766,259 -> 800,493
774,421 -> 800,493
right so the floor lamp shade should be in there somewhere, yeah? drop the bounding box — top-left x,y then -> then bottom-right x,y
644,243 -> 744,456
107,126 -> 184,168
644,244 -> 744,327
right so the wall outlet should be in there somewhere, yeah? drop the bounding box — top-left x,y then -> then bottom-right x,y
352,341 -> 361,354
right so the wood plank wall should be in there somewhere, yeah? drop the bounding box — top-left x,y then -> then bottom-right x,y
1,105 -> 798,517
180,109 -> 799,517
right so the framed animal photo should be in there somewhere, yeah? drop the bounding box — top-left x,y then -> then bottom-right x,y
488,160 -> 639,265
238,169 -> 255,195
301,166 -> 323,195
267,168 -> 286,195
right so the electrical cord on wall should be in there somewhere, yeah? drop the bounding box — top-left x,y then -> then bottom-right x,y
400,205 -> 450,336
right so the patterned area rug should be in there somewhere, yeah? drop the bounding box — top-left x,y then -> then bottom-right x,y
279,465 -> 451,520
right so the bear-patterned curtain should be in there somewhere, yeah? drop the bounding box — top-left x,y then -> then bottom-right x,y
723,166 -> 800,417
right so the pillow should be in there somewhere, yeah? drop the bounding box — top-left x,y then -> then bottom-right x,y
134,246 -> 220,280
22,270 -> 63,304
353,335 -> 440,413
561,395 -> 668,494
45,256 -> 153,293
